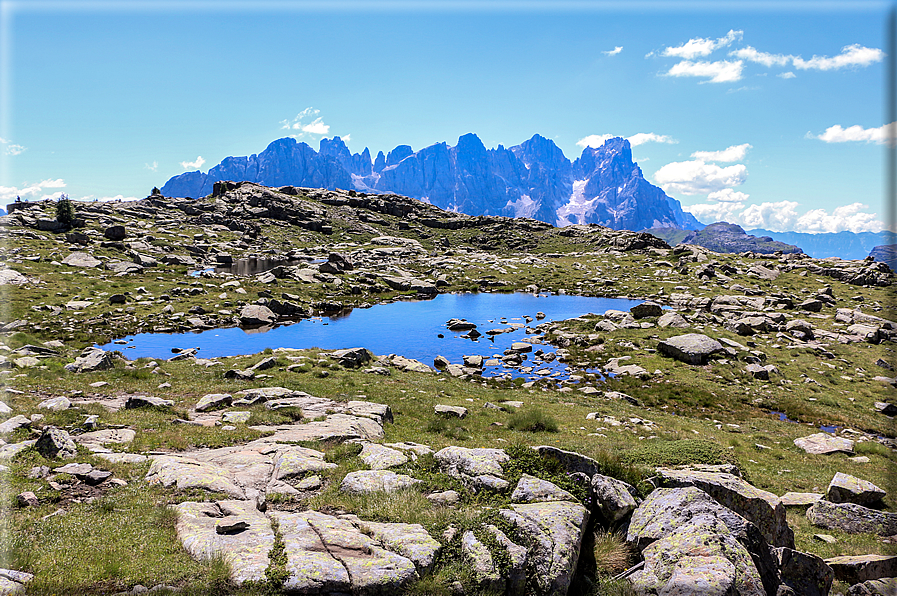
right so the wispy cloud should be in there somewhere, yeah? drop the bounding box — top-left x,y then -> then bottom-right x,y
663,30 -> 743,60
729,46 -> 791,67
38,178 -> 66,188
810,122 -> 896,146
280,107 -> 331,138
145,161 -> 158,172
793,44 -> 884,71
777,72 -> 796,79
5,144 -> 25,155
685,200 -> 885,233
691,143 -> 752,162
180,156 -> 206,170
666,59 -> 744,83
576,132 -> 677,149
603,46 -> 623,56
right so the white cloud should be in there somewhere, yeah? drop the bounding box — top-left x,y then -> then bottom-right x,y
180,156 -> 206,170
684,199 -> 885,233
777,72 -> 796,79
653,160 -> 748,195
793,44 -> 885,71
708,189 -> 749,203
0,178 -> 70,203
628,133 -> 677,146
729,46 -> 791,67
576,134 -> 616,149
663,30 -> 743,59
603,46 -> 623,56
38,178 -> 66,188
577,133 -> 676,149
342,133 -> 351,143
811,122 -> 896,146
145,161 -> 158,172
280,107 -> 332,138
666,59 -> 744,83
691,143 -> 752,162
5,144 -> 25,155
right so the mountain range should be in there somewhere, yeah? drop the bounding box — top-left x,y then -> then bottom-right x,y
160,134 -> 702,232
745,229 -> 896,260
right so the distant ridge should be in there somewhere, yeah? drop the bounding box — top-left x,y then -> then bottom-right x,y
647,222 -> 802,255
746,229 -> 896,260
161,134 -> 702,233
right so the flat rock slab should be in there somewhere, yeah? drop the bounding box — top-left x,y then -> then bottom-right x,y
657,333 -> 723,364
272,446 -> 336,480
655,467 -> 794,548
825,554 -> 897,585
359,443 -> 409,470
780,492 -> 823,508
251,413 -> 384,443
61,252 -> 101,267
0,440 -> 36,460
794,432 -> 855,455
0,415 -> 31,435
175,500 -> 273,585
511,474 -> 575,503
147,455 -> 247,499
826,472 -> 886,506
340,470 -> 422,494
435,446 -> 509,479
500,500 -> 589,596
352,518 -> 441,572
291,511 -> 419,592
74,428 -> 136,449
434,404 -> 468,418
37,396 -> 71,411
806,500 -> 897,536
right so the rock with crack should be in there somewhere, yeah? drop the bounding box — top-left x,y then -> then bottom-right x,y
271,446 -> 336,480
64,347 -> 114,373
654,467 -> 794,548
174,500 -> 273,585
627,487 -> 780,596
146,455 -> 247,499
340,470 -> 422,494
499,500 -> 589,596
280,510 -> 419,593
351,518 -> 441,573
806,500 -> 897,536
461,530 -> 503,592
511,474 -> 575,503
591,473 -> 639,525
825,472 -> 886,506
0,568 -> 34,595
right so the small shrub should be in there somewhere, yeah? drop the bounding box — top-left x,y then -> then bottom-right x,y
55,195 -> 75,227
592,530 -> 632,576
507,408 -> 559,433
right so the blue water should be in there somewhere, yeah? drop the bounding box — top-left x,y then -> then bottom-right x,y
97,292 -> 642,379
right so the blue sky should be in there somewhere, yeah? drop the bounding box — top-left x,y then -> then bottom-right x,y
1,1 -> 893,233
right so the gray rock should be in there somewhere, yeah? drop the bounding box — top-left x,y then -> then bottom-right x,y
657,311 -> 690,328
630,301 -> 663,319
35,427 -> 78,459
848,578 -> 897,596
657,333 -> 724,364
37,396 -> 71,411
471,474 -> 510,492
104,225 -> 126,241
359,443 -> 408,470
775,547 -> 834,596
499,500 -> 589,596
591,473 -> 638,524
780,492 -> 823,508
146,455 -> 246,499
329,347 -> 371,368
0,568 -> 33,596
271,447 -> 336,480
826,472 -> 886,506
461,531 -> 502,591
434,404 -> 468,418
195,393 -> 232,412
511,474 -> 575,503
238,305 -> 276,326
125,395 -> 174,409
825,554 -> 897,585
427,490 -> 460,505
353,519 -> 441,573
0,415 -> 31,435
61,251 -> 101,267
654,467 -> 794,548
174,500 -> 273,584
340,470 -> 421,494
794,432 -> 855,455
435,446 -> 509,479
64,347 -> 114,373
484,525 -> 528,596
222,411 -> 251,424
16,491 -> 38,507
806,500 -> 897,536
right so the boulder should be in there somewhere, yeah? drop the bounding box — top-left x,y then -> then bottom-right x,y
657,312 -> 690,328
657,333 -> 724,365
434,404 -> 468,418
630,301 -> 663,319
64,347 -> 114,373
461,531 -> 503,591
37,396 -> 71,411
195,393 -> 232,412
499,501 -> 589,596
806,500 -> 897,536
0,415 -> 31,435
271,447 -> 336,480
794,432 -> 855,455
511,474 -> 575,503
61,252 -> 101,268
329,347 -> 371,368
238,305 -> 277,327
848,578 -> 897,596
825,554 -> 897,585
104,225 -> 126,241
35,427 -> 78,459
359,443 -> 408,470
340,470 -> 421,494
147,455 -> 246,499
654,467 -> 794,548
435,446 -> 509,479
775,547 -> 834,596
352,519 -> 441,573
591,473 -> 638,525
826,472 -> 886,506
125,395 -> 174,409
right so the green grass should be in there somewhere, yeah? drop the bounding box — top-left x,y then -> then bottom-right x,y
506,408 -> 559,433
